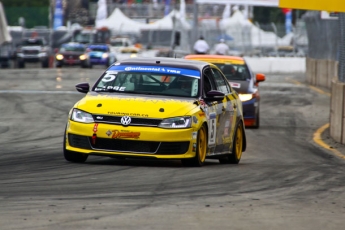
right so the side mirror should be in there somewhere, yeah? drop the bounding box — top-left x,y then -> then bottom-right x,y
204,90 -> 225,102
75,82 -> 90,93
256,73 -> 266,83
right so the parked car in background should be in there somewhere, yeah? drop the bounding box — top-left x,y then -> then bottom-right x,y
55,42 -> 88,68
15,37 -> 50,68
185,55 -> 265,128
85,44 -> 116,68
0,41 -> 15,68
109,37 -> 141,54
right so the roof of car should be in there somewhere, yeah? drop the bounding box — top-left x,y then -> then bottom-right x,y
185,54 -> 245,61
88,44 -> 108,47
117,57 -> 213,71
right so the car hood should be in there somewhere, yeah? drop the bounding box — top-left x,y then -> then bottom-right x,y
75,93 -> 198,118
60,51 -> 84,55
21,46 -> 42,50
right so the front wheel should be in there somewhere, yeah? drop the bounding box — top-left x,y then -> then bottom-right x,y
182,125 -> 207,167
219,122 -> 243,164
17,60 -> 25,68
41,59 -> 49,68
252,111 -> 260,129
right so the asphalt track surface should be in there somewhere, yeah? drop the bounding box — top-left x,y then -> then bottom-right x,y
1,66 -> 345,230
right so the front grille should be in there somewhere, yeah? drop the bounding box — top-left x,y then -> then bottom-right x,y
90,137 -> 189,154
91,138 -> 160,153
68,134 -> 91,149
157,142 -> 190,154
93,115 -> 162,126
90,55 -> 101,59
64,54 -> 79,59
23,50 -> 39,55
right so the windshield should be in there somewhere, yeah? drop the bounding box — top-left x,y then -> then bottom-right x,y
22,39 -> 44,46
60,45 -> 85,52
214,63 -> 250,81
74,33 -> 92,44
93,65 -> 200,98
89,46 -> 108,52
110,41 -> 123,47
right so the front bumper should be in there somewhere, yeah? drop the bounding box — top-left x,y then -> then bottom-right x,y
242,98 -> 259,126
57,59 -> 82,65
65,121 -> 197,159
17,53 -> 48,62
89,58 -> 108,65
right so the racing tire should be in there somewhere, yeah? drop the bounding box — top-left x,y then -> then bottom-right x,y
181,125 -> 207,167
41,59 -> 49,68
63,135 -> 88,163
56,62 -> 62,68
17,60 -> 25,68
219,122 -> 243,164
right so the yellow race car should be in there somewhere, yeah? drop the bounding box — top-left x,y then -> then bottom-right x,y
64,57 -> 246,166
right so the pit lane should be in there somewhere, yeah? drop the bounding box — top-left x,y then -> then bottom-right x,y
1,67 -> 345,230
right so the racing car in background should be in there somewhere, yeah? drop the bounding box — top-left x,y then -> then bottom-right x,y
64,57 -> 246,166
185,55 -> 265,128
55,42 -> 88,68
85,44 -> 116,68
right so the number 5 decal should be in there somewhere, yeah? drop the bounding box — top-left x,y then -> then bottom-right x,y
208,113 -> 217,146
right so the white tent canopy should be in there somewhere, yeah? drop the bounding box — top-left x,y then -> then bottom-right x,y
220,10 -> 292,47
95,8 -> 190,34
0,2 -> 12,45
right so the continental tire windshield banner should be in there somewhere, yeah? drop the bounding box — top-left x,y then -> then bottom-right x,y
109,65 -> 201,78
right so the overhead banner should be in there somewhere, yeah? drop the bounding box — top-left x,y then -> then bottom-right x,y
196,0 -> 279,7
53,0 -> 64,30
279,0 -> 345,13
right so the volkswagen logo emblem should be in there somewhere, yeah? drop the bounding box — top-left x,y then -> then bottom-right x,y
121,116 -> 131,126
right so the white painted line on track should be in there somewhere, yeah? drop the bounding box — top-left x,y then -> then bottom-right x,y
0,90 -> 80,94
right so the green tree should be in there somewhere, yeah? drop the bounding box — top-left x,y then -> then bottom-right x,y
2,0 -> 50,28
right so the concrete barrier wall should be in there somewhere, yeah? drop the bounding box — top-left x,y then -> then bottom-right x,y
305,57 -> 338,89
330,79 -> 345,144
244,57 -> 306,74
307,58 -> 345,144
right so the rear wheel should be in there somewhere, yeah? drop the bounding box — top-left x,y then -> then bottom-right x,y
219,122 -> 243,164
182,125 -> 207,167
63,135 -> 88,163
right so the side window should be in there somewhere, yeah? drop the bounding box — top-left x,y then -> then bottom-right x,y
202,68 -> 216,95
211,68 -> 231,94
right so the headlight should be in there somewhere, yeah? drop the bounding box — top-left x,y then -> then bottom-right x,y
70,109 -> 94,123
79,54 -> 87,60
56,54 -> 64,60
102,53 -> 109,59
239,94 -> 253,102
159,116 -> 191,129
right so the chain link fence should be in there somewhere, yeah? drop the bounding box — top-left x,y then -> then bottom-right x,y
303,11 -> 339,60
3,3 -> 311,64
91,3 -> 307,57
